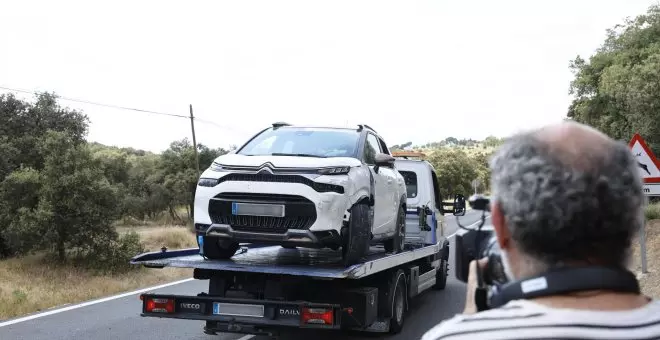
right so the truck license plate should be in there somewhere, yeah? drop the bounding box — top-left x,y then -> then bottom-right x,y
212,302 -> 265,317
231,202 -> 285,217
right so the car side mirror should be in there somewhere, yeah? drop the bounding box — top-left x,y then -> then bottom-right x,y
373,153 -> 395,173
453,194 -> 467,216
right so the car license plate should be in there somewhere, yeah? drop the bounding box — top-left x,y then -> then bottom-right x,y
212,302 -> 265,317
231,202 -> 285,217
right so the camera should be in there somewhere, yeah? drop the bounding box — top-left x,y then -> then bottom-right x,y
454,195 -> 508,287
453,196 -> 642,312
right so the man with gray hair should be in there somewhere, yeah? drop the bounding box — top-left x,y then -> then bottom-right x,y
421,121 -> 660,340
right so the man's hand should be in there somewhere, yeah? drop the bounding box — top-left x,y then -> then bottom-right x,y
463,257 -> 489,314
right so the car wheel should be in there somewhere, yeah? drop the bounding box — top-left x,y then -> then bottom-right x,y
384,204 -> 405,253
388,269 -> 407,334
341,203 -> 371,266
202,236 -> 240,260
433,259 -> 448,290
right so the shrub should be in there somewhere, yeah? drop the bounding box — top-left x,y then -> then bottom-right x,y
647,202 -> 660,221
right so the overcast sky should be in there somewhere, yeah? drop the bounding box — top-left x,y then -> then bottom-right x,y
1,0 -> 658,153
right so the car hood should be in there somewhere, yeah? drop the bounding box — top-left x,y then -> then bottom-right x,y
213,153 -> 362,169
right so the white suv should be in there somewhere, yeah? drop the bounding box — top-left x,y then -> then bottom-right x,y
194,123 -> 407,266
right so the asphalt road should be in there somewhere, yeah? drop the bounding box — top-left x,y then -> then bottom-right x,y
0,210 -> 488,340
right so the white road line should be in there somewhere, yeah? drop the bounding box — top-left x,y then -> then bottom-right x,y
447,214 -> 490,239
0,278 -> 195,328
237,335 -> 255,340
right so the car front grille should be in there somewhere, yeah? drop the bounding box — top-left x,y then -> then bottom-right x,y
217,173 -> 344,194
208,193 -> 317,233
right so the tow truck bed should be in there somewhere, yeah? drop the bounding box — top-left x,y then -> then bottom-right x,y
131,210 -> 451,337
130,242 -> 442,279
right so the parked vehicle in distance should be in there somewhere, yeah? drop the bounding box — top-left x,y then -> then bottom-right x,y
194,122 -> 407,265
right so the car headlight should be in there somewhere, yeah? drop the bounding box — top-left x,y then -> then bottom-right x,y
198,178 -> 219,187
318,166 -> 351,175
209,162 -> 227,172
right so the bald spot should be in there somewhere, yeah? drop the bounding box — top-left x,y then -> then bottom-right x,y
531,121 -> 615,171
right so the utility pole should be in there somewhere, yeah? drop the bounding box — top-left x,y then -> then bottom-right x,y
189,104 -> 201,179
189,104 -> 201,221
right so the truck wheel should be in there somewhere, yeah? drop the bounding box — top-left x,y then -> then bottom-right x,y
202,236 -> 240,260
388,269 -> 407,334
341,203 -> 371,266
433,259 -> 448,290
384,204 -> 405,253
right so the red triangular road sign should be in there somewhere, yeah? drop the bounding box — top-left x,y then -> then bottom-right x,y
629,134 -> 660,183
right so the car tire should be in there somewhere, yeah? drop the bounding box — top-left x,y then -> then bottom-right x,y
433,259 -> 448,290
341,203 -> 371,266
202,236 -> 240,260
388,269 -> 407,334
384,204 -> 405,253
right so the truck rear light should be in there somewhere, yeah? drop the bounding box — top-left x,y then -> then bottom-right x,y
145,298 -> 175,313
301,307 -> 334,325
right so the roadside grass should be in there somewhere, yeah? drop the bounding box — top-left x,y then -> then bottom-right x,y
0,225 -> 196,320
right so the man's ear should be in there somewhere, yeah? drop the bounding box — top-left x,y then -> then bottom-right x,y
491,201 -> 511,250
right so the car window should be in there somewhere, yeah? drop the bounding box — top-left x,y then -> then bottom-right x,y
238,127 -> 360,158
400,171 -> 418,198
364,133 -> 382,165
378,137 -> 391,155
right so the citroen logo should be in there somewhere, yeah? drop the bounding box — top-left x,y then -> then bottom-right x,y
257,162 -> 275,174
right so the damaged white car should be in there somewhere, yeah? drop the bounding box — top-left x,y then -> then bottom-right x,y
194,123 -> 407,266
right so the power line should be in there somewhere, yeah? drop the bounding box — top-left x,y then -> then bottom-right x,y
0,85 -> 189,119
0,85 -> 248,134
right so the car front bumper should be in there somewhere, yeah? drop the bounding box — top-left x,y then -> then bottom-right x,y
194,180 -> 350,247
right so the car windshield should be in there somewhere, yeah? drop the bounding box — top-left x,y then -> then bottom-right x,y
238,127 -> 360,158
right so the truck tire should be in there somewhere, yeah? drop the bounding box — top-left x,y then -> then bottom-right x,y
433,259 -> 448,290
388,269 -> 407,334
384,204 -> 405,253
341,203 -> 371,266
202,236 -> 240,260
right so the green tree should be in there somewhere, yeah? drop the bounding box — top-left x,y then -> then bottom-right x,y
428,148 -> 479,197
472,151 -> 494,193
0,92 -> 88,176
567,4 -> 660,152
159,138 -> 228,220
0,132 -> 121,262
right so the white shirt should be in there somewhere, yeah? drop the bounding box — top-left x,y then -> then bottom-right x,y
421,298 -> 660,340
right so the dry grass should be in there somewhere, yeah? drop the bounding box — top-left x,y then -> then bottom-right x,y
117,225 -> 197,252
0,225 -> 196,320
632,219 -> 660,298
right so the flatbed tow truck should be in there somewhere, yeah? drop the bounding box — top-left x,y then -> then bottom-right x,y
131,157 -> 466,337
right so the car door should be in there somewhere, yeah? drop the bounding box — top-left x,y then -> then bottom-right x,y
363,133 -> 390,236
376,136 -> 400,227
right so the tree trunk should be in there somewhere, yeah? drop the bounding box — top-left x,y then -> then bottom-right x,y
169,205 -> 179,220
57,236 -> 66,263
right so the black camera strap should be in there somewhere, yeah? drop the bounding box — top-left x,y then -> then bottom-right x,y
489,266 -> 640,309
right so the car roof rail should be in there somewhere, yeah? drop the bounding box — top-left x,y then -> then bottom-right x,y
357,124 -> 377,133
272,122 -> 292,129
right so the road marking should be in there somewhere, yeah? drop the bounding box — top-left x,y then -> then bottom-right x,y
0,278 -> 195,328
447,214 -> 490,239
237,335 -> 255,340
